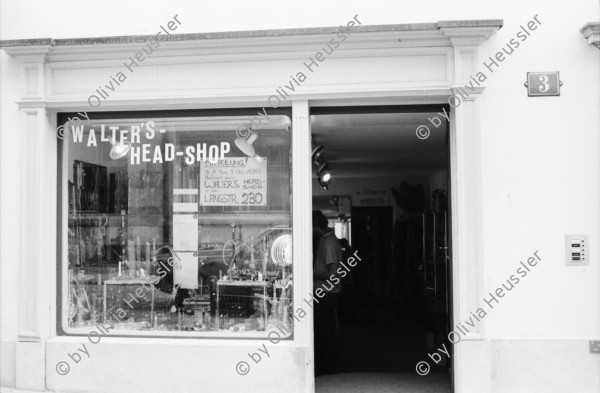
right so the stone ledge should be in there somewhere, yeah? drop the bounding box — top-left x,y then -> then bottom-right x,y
0,20 -> 503,48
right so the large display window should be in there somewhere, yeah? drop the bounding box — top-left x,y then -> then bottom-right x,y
58,111 -> 293,338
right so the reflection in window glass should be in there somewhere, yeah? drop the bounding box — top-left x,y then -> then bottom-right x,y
62,114 -> 293,337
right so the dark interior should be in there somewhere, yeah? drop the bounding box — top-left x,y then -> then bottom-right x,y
310,106 -> 452,377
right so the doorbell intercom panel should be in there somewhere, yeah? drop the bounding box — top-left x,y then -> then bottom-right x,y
565,235 -> 588,266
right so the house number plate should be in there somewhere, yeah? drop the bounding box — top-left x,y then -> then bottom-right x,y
525,72 -> 562,96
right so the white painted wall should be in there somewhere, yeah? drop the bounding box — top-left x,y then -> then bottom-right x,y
1,1 -> 599,393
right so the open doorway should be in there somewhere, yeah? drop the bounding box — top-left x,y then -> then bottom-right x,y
311,106 -> 452,392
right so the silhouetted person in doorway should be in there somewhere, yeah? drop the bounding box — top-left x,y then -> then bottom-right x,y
312,210 -> 342,376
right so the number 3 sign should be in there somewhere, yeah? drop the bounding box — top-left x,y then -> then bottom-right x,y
525,72 -> 563,96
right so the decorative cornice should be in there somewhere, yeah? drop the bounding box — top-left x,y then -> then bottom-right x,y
439,24 -> 503,46
18,99 -> 49,110
14,86 -> 459,111
2,45 -> 52,63
580,22 -> 600,49
0,20 -> 503,62
0,20 -> 503,47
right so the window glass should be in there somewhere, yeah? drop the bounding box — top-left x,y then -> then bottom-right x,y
61,114 -> 293,338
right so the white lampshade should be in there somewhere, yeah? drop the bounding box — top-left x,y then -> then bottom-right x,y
235,133 -> 259,157
110,140 -> 131,160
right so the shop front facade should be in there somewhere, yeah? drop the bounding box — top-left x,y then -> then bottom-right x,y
1,10 -> 599,393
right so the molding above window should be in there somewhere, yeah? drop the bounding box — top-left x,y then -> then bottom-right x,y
0,20 -> 502,62
0,20 -> 501,112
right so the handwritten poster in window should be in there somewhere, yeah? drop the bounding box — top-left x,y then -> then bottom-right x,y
199,157 -> 267,206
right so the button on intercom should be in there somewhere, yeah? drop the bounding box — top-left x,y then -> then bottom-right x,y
565,235 -> 588,266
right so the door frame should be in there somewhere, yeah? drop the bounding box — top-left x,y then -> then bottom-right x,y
305,96 -> 485,392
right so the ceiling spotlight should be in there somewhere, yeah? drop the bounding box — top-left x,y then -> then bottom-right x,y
109,140 -> 131,160
317,163 -> 332,184
317,162 -> 332,189
317,162 -> 329,176
235,132 -> 260,159
318,175 -> 331,190
312,145 -> 324,165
